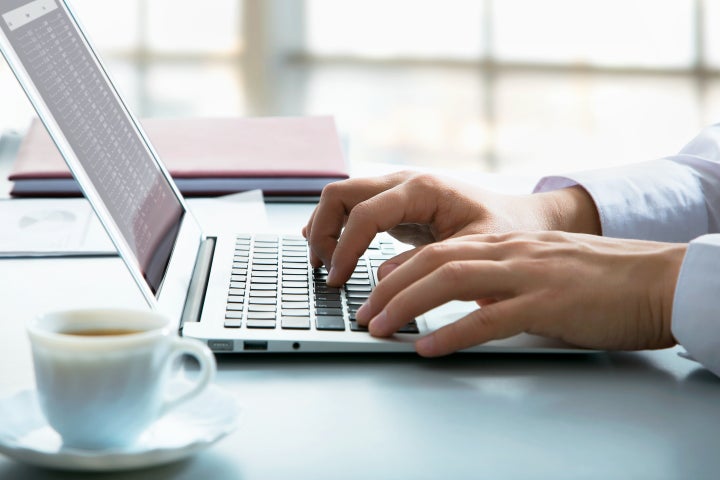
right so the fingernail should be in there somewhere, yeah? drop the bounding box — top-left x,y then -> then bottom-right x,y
327,266 -> 336,284
368,310 -> 388,336
356,300 -> 371,322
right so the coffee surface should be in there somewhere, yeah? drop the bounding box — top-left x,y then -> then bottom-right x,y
62,329 -> 143,337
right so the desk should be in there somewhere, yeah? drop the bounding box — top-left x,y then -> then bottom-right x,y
1,201 -> 720,480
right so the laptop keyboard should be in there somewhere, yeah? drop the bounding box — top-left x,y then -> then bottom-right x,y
224,234 -> 419,334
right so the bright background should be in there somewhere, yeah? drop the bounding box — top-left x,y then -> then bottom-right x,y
2,0 -> 720,175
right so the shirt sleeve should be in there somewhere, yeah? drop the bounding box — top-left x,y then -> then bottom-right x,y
533,124 -> 720,375
671,234 -> 720,377
533,123 -> 720,241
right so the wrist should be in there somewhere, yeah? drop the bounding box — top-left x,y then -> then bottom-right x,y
539,186 -> 602,235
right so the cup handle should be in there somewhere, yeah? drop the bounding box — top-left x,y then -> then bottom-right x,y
159,336 -> 217,417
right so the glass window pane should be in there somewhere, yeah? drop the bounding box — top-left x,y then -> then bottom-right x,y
702,81 -> 720,126
492,0 -> 694,68
146,0 -> 242,54
0,63 -> 36,129
70,0 -> 140,52
703,0 -> 720,68
494,73 -> 700,173
143,63 -> 245,117
300,64 -> 486,169
306,0 -> 485,59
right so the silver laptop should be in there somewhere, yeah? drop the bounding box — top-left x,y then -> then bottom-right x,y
0,0 -> 579,353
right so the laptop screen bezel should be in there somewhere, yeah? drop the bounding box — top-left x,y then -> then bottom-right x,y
0,0 -> 203,324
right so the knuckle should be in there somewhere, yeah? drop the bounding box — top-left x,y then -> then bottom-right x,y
438,260 -> 466,284
319,180 -> 344,200
349,200 -> 375,222
420,242 -> 452,262
391,170 -> 416,182
407,173 -> 441,191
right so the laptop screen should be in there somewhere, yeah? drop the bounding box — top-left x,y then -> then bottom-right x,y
0,0 -> 184,294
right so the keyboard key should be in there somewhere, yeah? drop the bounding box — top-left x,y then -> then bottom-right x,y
249,297 -> 277,305
282,301 -> 310,309
229,281 -> 246,289
224,319 -> 242,328
231,275 -> 247,282
282,281 -> 308,288
283,262 -> 308,269
346,294 -> 370,301
314,285 -> 341,294
283,274 -> 308,282
349,321 -> 368,332
250,284 -> 277,291
316,315 -> 345,331
284,287 -> 308,295
254,234 -> 278,242
248,305 -> 276,312
251,270 -> 277,278
281,317 -> 311,329
247,311 -> 276,320
345,278 -> 370,286
315,300 -> 341,309
282,309 -> 311,316
247,319 -> 276,329
346,285 -> 372,293
227,295 -> 245,303
253,265 -> 278,271
253,259 -> 278,265
315,293 -> 341,301
397,322 -> 420,334
282,294 -> 310,302
226,303 -> 244,311
225,311 -> 244,319
282,251 -> 307,257
251,277 -> 277,284
231,268 -> 248,276
316,307 -> 343,316
254,253 -> 278,259
254,247 -> 278,254
250,291 -> 276,298
283,269 -> 308,276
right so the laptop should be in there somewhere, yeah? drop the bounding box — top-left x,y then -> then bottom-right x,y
0,0 -> 579,353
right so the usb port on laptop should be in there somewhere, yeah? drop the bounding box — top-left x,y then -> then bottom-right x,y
243,341 -> 268,351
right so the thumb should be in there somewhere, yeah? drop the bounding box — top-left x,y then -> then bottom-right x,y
415,298 -> 531,356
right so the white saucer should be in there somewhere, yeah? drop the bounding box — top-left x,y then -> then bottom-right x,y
0,381 -> 240,471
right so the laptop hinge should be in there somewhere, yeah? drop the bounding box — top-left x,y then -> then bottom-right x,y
180,237 -> 216,328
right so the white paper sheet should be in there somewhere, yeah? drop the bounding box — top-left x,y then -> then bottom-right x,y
0,190 -> 268,257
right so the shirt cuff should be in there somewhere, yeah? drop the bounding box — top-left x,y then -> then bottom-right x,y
671,234 -> 720,377
533,159 -> 708,242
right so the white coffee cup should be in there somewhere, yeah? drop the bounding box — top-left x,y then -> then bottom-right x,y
27,308 -> 216,450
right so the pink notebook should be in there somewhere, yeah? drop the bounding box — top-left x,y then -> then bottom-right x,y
9,116 -> 348,197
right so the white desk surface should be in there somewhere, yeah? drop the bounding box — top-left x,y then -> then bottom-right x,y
0,200 -> 719,480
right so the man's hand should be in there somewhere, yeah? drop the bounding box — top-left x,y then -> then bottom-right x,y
355,232 -> 686,355
303,171 -> 600,286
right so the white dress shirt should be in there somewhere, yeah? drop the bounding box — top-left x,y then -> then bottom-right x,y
534,124 -> 720,376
